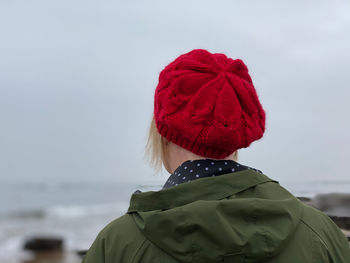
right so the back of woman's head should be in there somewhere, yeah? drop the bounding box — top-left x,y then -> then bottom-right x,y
145,49 -> 265,172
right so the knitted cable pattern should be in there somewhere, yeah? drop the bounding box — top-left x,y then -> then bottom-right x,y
154,49 -> 265,158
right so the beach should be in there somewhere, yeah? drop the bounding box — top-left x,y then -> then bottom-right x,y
0,181 -> 161,263
19,251 -> 81,263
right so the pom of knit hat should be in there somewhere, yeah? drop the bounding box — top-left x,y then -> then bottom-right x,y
154,49 -> 265,159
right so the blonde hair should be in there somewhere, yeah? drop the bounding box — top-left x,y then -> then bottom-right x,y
144,115 -> 166,174
144,114 -> 238,173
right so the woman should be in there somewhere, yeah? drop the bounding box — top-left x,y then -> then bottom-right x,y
83,49 -> 350,262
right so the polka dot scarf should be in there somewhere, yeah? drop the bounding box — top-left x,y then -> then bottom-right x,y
163,158 -> 263,189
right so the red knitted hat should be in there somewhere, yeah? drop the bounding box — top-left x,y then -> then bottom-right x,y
154,49 -> 266,159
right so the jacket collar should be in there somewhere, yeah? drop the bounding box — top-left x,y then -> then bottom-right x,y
127,170 -> 277,213
162,158 -> 262,189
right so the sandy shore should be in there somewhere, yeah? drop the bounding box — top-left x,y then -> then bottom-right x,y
6,251 -> 83,263
25,251 -> 81,263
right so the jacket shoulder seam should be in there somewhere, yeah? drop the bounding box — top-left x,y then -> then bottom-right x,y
131,237 -> 148,263
300,218 -> 329,251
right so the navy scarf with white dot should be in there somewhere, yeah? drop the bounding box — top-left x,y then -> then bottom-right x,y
163,158 -> 262,189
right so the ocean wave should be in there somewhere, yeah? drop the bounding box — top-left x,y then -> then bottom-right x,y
46,202 -> 128,219
0,202 -> 129,220
0,235 -> 34,262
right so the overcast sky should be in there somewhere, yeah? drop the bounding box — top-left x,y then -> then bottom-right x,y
0,0 -> 349,185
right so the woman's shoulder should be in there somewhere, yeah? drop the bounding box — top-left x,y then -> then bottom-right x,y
96,213 -> 146,250
83,214 -> 147,263
99,213 -> 141,238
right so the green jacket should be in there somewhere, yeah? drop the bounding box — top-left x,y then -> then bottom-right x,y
83,170 -> 350,263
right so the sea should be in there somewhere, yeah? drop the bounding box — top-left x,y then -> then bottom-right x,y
1,179 -> 349,262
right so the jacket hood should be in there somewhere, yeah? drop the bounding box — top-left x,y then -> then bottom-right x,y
127,171 -> 302,263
